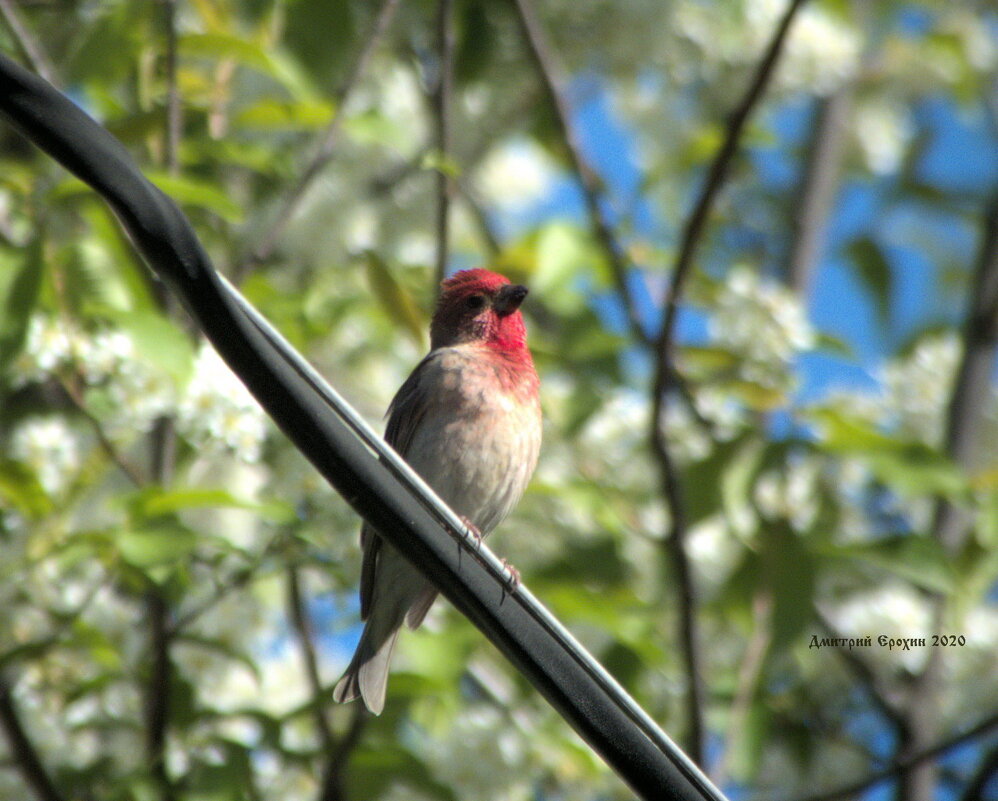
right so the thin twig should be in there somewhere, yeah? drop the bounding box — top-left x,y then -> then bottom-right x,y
510,0 -> 648,346
813,606 -> 906,730
432,0 -> 455,288
712,590 -> 772,786
646,0 -> 809,765
0,679 -> 66,801
0,0 -> 57,87
144,591 -> 174,801
240,0 -> 401,276
286,564 -> 333,750
144,9 -> 182,800
169,564 -> 259,635
654,0 -> 808,369
789,712 -> 998,801
58,375 -> 145,487
164,0 -> 181,178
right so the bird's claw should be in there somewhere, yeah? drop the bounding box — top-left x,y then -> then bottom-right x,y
460,516 -> 483,550
499,558 -> 520,604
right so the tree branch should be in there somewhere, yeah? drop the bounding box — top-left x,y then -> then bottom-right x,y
0,678 -> 65,801
510,0 -> 648,346
432,0 -> 455,288
933,194 -> 998,552
790,712 -> 998,801
317,704 -> 367,801
646,0 -> 810,764
901,195 -> 998,801
784,86 -> 854,295
0,0 -> 57,87
653,0 -> 808,368
239,0 -> 401,276
163,0 -> 181,178
286,564 -> 333,751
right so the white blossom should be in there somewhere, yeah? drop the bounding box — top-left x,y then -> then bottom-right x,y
855,99 -> 915,175
11,315 -> 74,383
709,265 -> 815,394
880,333 -> 961,445
176,344 -> 269,463
753,458 -> 821,531
476,139 -> 558,208
10,417 -> 80,497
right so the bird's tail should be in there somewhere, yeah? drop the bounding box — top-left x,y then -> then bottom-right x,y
332,614 -> 402,716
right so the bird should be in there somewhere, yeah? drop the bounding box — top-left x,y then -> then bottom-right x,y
332,268 -> 542,715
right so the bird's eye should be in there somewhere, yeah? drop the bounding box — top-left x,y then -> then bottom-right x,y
465,294 -> 486,310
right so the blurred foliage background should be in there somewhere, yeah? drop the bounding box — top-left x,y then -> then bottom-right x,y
0,0 -> 996,800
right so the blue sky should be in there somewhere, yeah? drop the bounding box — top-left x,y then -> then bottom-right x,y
494,75 -> 997,410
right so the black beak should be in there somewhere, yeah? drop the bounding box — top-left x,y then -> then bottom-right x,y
494,284 -> 528,316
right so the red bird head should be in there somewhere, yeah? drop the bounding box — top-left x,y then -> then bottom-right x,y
431,269 -> 530,353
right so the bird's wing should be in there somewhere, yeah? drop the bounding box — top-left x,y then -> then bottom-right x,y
359,350 -> 441,620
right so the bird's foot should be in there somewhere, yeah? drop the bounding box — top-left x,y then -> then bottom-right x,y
460,516 -> 483,550
499,558 -> 521,603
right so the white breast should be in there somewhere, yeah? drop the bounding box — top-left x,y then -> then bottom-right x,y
403,347 -> 541,536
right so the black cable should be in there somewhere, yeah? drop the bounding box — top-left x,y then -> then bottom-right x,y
0,52 -> 729,801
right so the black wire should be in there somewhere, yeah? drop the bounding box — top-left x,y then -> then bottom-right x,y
0,52 -> 729,801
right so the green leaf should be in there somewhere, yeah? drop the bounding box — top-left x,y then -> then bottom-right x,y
846,238 -> 892,327
234,98 -> 334,130
763,525 -> 815,650
145,172 -> 244,223
281,0 -> 356,86
117,520 -> 197,570
100,309 -> 194,386
721,437 -> 765,536
127,486 -> 294,524
814,332 -> 854,358
819,534 -> 956,594
363,252 -> 426,346
420,149 -> 462,178
0,459 -> 53,519
813,409 -> 967,498
685,436 -> 751,526
534,536 -> 627,586
728,698 -> 771,782
680,345 -> 740,374
0,240 -> 43,371
179,32 -> 318,101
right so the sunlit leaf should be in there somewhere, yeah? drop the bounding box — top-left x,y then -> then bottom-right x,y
0,459 -> 53,519
235,98 -> 335,130
126,486 -> 294,524
818,534 -> 956,595
146,172 -> 244,223
99,309 -> 195,386
116,521 -> 198,570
